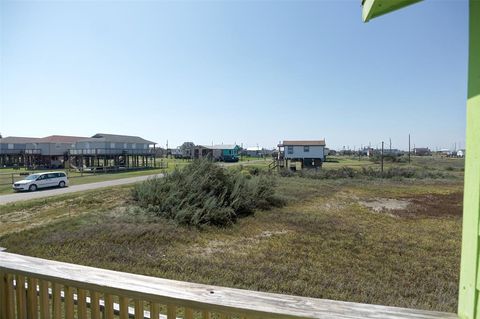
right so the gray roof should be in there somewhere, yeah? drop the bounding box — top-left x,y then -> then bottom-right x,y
78,133 -> 156,145
280,140 -> 326,146
0,136 -> 40,144
201,144 -> 238,150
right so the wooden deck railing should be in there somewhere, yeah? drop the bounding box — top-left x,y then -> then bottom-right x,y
0,252 -> 457,319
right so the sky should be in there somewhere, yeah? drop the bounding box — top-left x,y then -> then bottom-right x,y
0,0 -> 469,150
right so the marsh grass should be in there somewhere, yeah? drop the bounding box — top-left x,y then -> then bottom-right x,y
0,176 -> 462,312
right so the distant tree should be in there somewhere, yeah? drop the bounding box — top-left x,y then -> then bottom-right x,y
180,142 -> 195,152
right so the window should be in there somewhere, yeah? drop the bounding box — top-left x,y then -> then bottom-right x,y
124,143 -> 127,149
8,143 -> 13,149
287,146 -> 293,154
111,142 -> 115,148
144,144 -> 148,149
304,146 -> 310,152
132,144 -> 136,149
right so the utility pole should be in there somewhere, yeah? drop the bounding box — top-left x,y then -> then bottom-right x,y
389,138 -> 392,153
408,134 -> 411,164
381,141 -> 384,173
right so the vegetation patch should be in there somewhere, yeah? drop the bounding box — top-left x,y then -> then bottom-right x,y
394,192 -> 463,218
0,177 -> 462,312
280,166 -> 452,180
132,160 -> 284,227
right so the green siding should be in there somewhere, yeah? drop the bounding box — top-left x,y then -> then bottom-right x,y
458,1 -> 480,318
362,0 -> 423,22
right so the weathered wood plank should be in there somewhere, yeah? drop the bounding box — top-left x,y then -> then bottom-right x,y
78,288 -> 87,318
184,307 -> 194,319
105,293 -> 114,319
52,283 -> 61,319
90,290 -> 101,319
167,304 -> 177,319
39,280 -> 50,319
27,277 -> 38,319
0,271 -> 5,319
16,275 -> 27,319
0,252 -> 458,319
120,296 -> 130,319
135,299 -> 145,319
64,285 -> 74,319
0,271 -> 6,319
151,302 -> 160,319
5,274 -> 15,319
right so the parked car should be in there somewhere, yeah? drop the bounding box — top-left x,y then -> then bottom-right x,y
12,172 -> 69,192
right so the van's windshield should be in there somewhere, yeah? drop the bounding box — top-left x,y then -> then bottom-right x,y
25,174 -> 40,180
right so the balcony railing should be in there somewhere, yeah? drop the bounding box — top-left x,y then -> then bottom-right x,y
0,149 -> 41,155
0,252 -> 457,319
69,148 -> 154,156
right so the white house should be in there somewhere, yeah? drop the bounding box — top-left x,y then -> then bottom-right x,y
278,140 -> 326,169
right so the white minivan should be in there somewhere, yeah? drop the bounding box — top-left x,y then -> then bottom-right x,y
13,172 -> 69,192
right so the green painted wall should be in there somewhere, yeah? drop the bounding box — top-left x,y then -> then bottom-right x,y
458,1 -> 480,318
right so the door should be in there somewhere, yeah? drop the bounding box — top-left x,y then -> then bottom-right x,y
47,173 -> 59,187
35,175 -> 49,188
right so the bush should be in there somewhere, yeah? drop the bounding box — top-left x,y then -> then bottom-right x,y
132,160 -> 284,227
370,154 -> 406,163
279,166 -> 450,180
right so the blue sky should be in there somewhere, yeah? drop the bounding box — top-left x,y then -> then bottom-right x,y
0,0 -> 468,150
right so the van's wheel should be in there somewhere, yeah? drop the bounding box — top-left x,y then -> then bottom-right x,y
59,181 -> 66,188
29,184 -> 37,192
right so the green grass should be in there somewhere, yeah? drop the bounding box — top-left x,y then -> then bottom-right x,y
0,175 -> 463,312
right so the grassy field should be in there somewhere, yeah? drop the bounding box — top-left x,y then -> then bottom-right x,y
0,157 -> 464,312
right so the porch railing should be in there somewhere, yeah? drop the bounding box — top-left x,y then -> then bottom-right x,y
0,252 -> 457,319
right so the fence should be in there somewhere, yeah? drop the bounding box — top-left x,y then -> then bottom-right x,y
0,162 -> 168,187
0,252 -> 456,319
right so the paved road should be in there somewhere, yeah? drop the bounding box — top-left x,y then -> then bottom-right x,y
0,174 -> 163,205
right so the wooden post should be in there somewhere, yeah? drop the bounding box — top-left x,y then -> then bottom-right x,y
0,272 -> 7,319
167,304 -> 177,319
134,300 -> 144,319
16,275 -> 26,319
408,134 -> 411,163
64,286 -> 74,319
52,283 -> 61,319
150,302 -> 160,319
458,1 -> 480,318
27,277 -> 38,319
119,296 -> 129,319
39,280 -> 50,319
90,291 -> 101,319
381,141 -> 384,173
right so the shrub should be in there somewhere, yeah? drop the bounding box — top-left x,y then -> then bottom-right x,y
132,160 -> 284,227
278,166 -> 451,180
370,154 -> 406,163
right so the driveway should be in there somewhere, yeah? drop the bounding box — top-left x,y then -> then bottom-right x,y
0,174 -> 163,205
